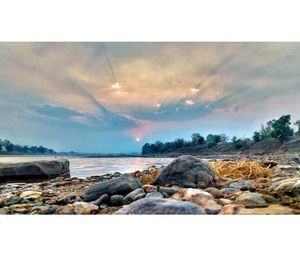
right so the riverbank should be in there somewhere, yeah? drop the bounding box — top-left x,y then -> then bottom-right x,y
1,154 -> 300,214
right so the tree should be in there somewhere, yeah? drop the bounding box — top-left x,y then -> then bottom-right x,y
3,140 -> 14,152
253,131 -> 261,142
0,139 -> 2,152
142,143 -> 156,155
271,115 -> 294,142
294,120 -> 300,134
174,138 -> 185,149
191,133 -> 205,146
260,120 -> 275,140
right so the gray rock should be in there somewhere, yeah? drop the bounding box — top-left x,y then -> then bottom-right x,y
90,194 -> 110,206
236,192 -> 267,206
0,159 -> 70,181
123,188 -> 146,205
153,155 -> 218,188
110,195 -> 124,206
84,174 -> 142,202
145,191 -> 164,198
114,198 -> 205,215
159,186 -> 181,196
220,188 -> 241,195
228,179 -> 254,190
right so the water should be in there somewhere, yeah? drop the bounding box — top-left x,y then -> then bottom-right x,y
0,155 -> 174,178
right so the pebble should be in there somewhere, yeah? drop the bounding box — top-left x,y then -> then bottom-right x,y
145,191 -> 164,198
123,188 -> 146,205
204,187 -> 224,199
110,195 -> 124,206
142,184 -> 157,193
236,192 -> 267,206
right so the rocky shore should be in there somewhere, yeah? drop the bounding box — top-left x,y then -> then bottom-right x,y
1,155 -> 300,215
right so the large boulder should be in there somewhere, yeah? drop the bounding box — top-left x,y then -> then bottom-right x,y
153,155 -> 218,188
114,197 -> 205,215
84,174 -> 142,202
0,159 -> 70,181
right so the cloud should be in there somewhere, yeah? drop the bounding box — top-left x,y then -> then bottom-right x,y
185,99 -> 194,105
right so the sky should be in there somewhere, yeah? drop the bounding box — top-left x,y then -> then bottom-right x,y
0,42 -> 300,153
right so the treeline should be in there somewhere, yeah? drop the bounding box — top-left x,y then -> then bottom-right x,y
0,139 -> 56,155
142,114 -> 300,155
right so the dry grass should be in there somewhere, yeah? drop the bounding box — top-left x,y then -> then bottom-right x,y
209,159 -> 274,180
131,167 -> 160,185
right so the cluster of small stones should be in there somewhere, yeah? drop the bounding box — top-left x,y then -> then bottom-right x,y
1,155 -> 300,215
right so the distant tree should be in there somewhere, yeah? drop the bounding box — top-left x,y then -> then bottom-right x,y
174,138 -> 185,149
294,120 -> 300,135
260,120 -> 275,140
271,115 -> 294,142
142,143 -> 156,155
0,139 -> 2,152
191,133 -> 205,146
3,140 -> 14,152
206,134 -> 222,148
154,141 -> 164,153
253,131 -> 261,142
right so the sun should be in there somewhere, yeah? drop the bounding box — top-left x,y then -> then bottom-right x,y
135,138 -> 140,142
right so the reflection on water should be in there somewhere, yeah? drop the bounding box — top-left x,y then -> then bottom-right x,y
0,156 -> 174,178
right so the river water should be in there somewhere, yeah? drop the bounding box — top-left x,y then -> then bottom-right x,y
0,156 -> 174,178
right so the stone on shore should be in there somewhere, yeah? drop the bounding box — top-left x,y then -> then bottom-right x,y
235,192 -> 267,206
84,174 -> 142,202
153,155 -> 218,188
122,188 -> 146,205
172,188 -> 222,214
0,159 -> 70,181
145,191 -> 164,198
114,197 -> 205,215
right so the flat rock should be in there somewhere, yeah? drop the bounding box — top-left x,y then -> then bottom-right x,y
153,155 -> 218,188
236,192 -> 267,206
72,202 -> 99,214
205,187 -> 224,199
122,188 -> 146,205
239,204 -> 294,215
114,198 -> 205,215
0,159 -> 70,181
20,191 -> 42,200
84,174 -> 142,202
270,177 -> 300,196
228,179 -> 254,190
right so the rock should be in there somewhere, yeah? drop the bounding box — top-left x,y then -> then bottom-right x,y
84,174 -> 142,202
114,198 -> 205,215
261,194 -> 278,204
145,191 -> 164,198
20,191 -> 42,200
9,204 -> 33,214
219,204 -> 242,215
6,197 -> 23,206
142,184 -> 157,193
153,155 -> 218,189
217,198 -> 233,205
0,207 -> 9,215
56,205 -> 74,214
30,205 -> 59,214
172,188 -> 222,214
0,159 -> 70,181
204,187 -> 224,199
270,177 -> 300,196
228,179 -> 254,191
220,188 -> 241,195
72,202 -> 99,214
110,195 -> 124,206
123,188 -> 146,205
57,194 -> 82,205
239,204 -> 293,215
236,192 -> 267,206
158,186 -> 181,196
90,194 -> 110,206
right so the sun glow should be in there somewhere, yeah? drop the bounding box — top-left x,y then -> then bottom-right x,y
135,138 -> 140,142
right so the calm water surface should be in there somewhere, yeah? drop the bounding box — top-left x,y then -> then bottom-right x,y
0,156 -> 174,178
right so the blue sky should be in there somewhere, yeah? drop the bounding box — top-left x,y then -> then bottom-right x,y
0,42 -> 299,153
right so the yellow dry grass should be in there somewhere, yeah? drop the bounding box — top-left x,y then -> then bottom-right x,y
131,167 -> 160,185
209,160 -> 274,180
